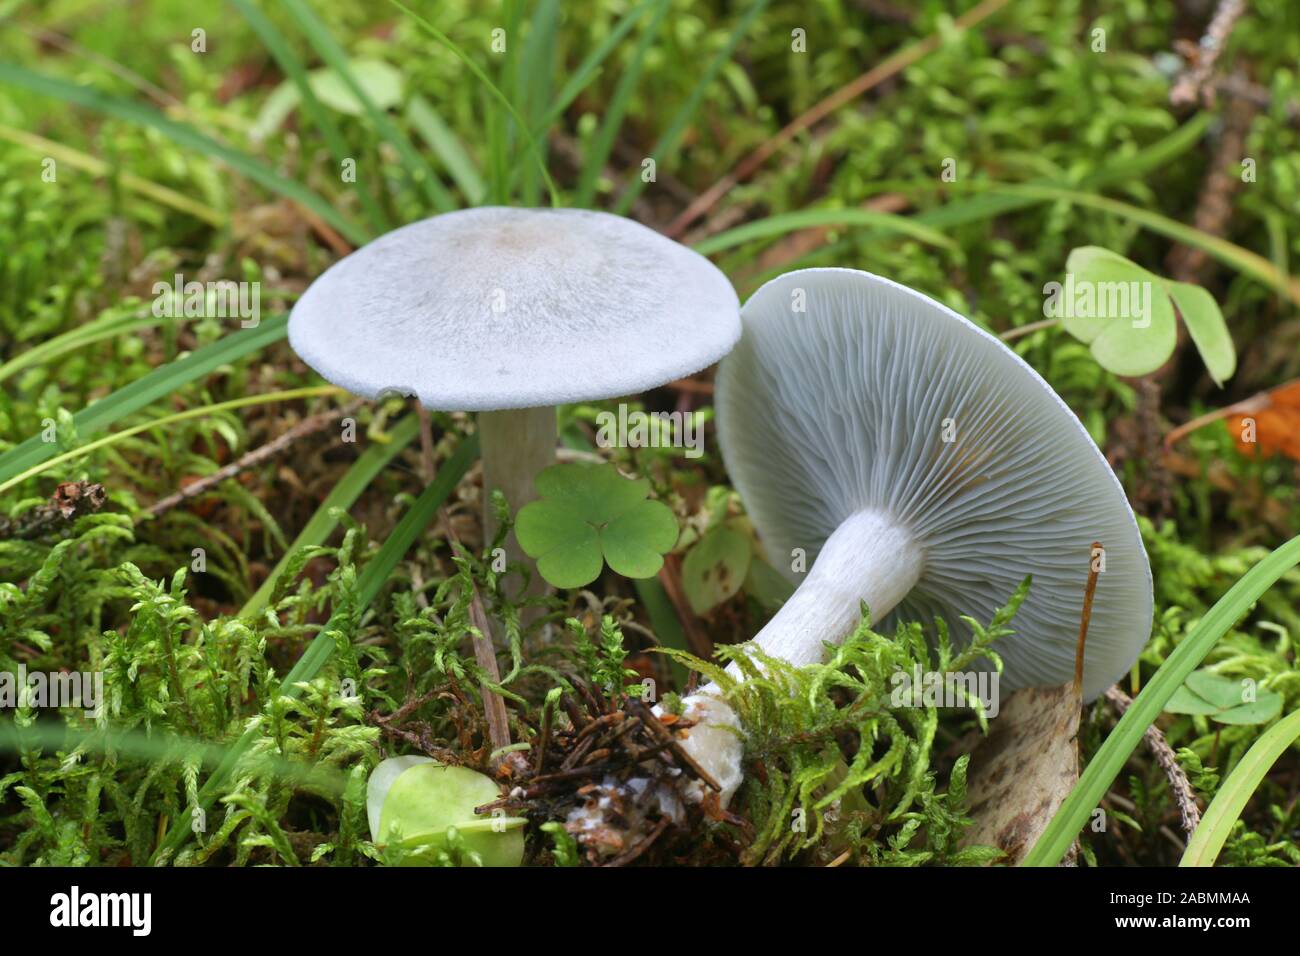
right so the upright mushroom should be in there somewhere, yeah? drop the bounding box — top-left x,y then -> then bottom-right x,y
670,268 -> 1153,805
288,207 -> 739,597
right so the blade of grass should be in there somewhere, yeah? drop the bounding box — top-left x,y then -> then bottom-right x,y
1022,534 -> 1300,867
278,0 -> 454,214
150,429 -> 479,863
232,0 -> 390,236
240,414 -> 419,617
406,94 -> 486,203
0,309 -> 154,385
634,577 -> 692,690
0,722 -> 347,792
726,114 -> 1218,292
0,124 -> 222,226
1180,707 -> 1300,866
613,0 -> 770,216
984,183 -> 1300,306
573,0 -> 671,208
390,0 -> 559,206
529,0 -> 658,141
0,62 -> 366,245
0,386 -> 342,496
0,316 -> 290,486
692,207 -> 955,256
517,0 -> 560,206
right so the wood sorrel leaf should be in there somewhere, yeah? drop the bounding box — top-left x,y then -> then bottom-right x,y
1164,670 -> 1283,726
1060,247 -> 1176,376
516,463 -> 679,588
1166,280 -> 1236,386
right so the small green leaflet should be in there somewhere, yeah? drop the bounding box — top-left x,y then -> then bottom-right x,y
1165,280 -> 1236,385
681,523 -> 751,614
1164,670 -> 1283,726
516,463 -> 679,588
252,60 -> 404,138
1054,246 -> 1234,383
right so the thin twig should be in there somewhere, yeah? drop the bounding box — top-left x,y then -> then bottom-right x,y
1104,686 -> 1202,839
999,317 -> 1061,342
147,401 -> 361,517
664,0 -> 1010,238
0,481 -> 105,540
442,518 -> 513,760
1075,542 -> 1102,694
1169,0 -> 1248,108
416,404 -> 436,483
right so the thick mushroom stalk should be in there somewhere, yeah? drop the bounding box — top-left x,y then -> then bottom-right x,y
478,406 -> 558,602
664,510 -> 923,806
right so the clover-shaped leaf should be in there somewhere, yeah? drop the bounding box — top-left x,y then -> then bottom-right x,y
1164,670 -> 1283,726
516,463 -> 679,588
1060,246 -> 1177,377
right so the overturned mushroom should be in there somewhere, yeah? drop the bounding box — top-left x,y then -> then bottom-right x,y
289,207 -> 739,596
669,268 -> 1154,806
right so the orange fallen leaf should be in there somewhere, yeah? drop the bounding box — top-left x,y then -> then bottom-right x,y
1227,379 -> 1300,459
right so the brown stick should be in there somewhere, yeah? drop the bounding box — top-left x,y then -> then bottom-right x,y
1169,0 -> 1248,108
0,481 -> 106,540
467,587 -> 513,758
1074,542 -> 1102,694
441,515 -> 513,760
663,0 -> 1010,239
1105,686 -> 1202,839
416,404 -> 436,483
147,401 -> 361,517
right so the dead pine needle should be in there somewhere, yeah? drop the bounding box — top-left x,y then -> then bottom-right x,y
1074,541 -> 1102,694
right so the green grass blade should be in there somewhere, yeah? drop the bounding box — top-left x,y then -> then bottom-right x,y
531,0 -> 657,141
390,0 -> 560,207
406,94 -> 486,203
692,207 -> 955,256
240,414 -> 419,617
613,0 -> 770,216
0,62 -> 367,245
0,310 -> 152,385
517,0 -> 560,206
727,114 -> 1219,292
1181,707 -> 1300,867
232,0 -> 390,236
0,316 -> 290,486
1023,534 -> 1300,867
573,0 -> 670,208
150,429 -> 479,863
0,123 -> 223,226
985,183 -> 1300,306
278,0 -> 455,215
634,577 -> 692,690
0,386 -> 341,496
0,722 -> 347,792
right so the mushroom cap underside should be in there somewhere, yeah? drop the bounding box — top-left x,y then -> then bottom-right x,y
716,268 -> 1153,700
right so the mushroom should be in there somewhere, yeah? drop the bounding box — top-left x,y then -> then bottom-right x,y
289,206 -> 739,598
669,268 -> 1154,806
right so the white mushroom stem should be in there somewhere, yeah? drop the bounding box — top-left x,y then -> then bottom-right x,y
478,407 -> 557,605
669,509 -> 924,805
